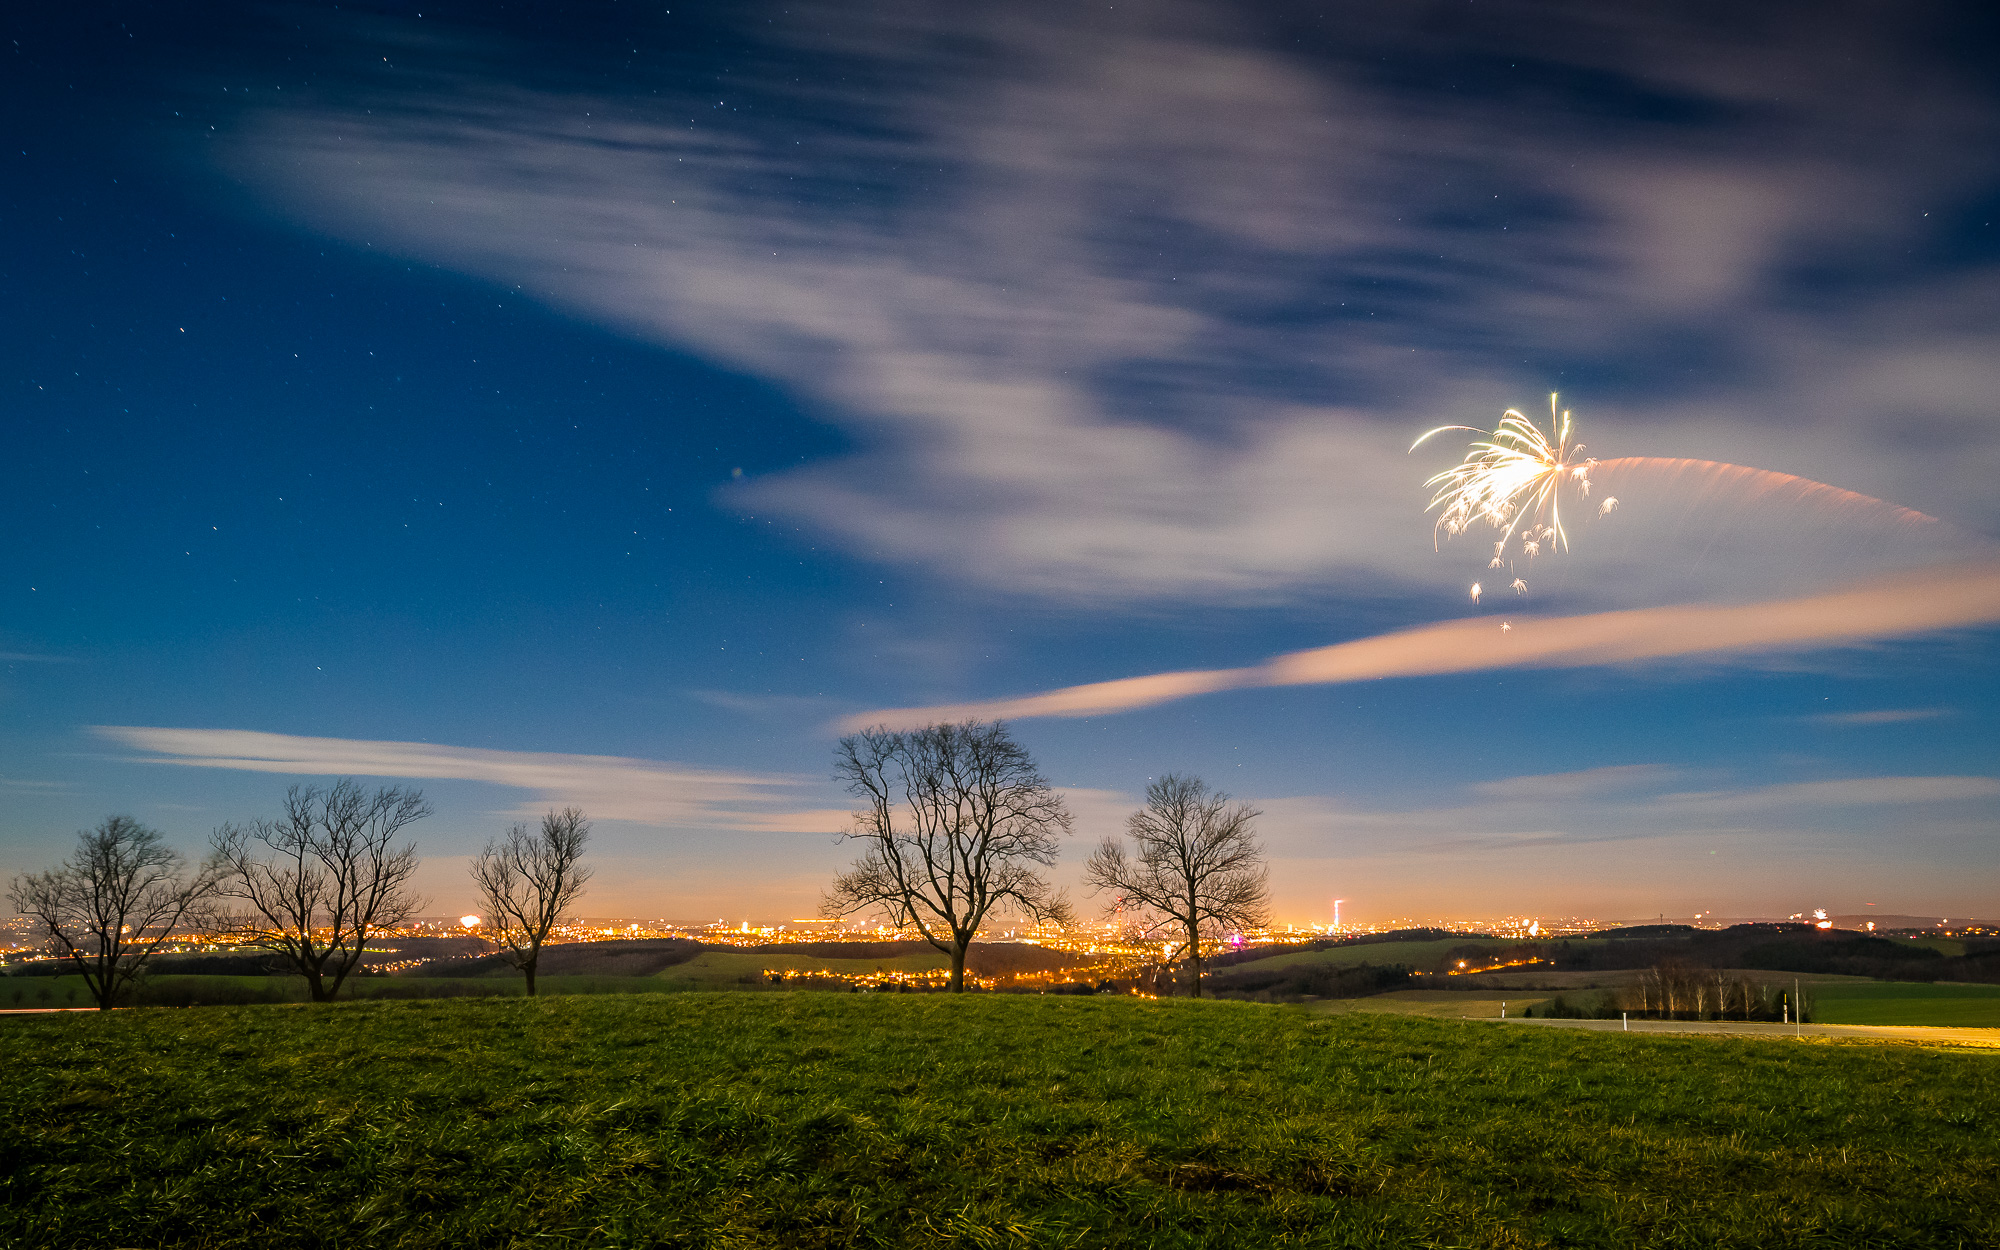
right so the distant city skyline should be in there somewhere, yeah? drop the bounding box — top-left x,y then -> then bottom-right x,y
5,2 -> 1997,925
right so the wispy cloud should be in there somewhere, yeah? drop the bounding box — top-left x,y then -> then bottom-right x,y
1260,769 -> 2000,860
1472,765 -> 1675,802
686,690 -> 849,725
0,777 -> 74,793
843,561 -> 2000,727
92,727 -> 848,833
229,1 -> 2000,607
1252,761 -> 2000,918
1806,708 -> 1951,726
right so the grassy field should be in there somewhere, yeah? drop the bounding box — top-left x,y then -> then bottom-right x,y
1315,984 -> 2000,1028
1,973 -> 702,1006
3,943 -> 1087,1006
659,949 -> 951,987
1810,980 -> 2000,1027
4,995 -> 1998,1248
1218,937 -> 1514,975
1306,990 -> 1545,1019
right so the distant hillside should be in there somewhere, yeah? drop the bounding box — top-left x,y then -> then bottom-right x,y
1199,925 -> 2000,985
18,934 -> 492,979
1207,929 -> 1472,972
410,939 -> 702,978
406,938 -> 1086,980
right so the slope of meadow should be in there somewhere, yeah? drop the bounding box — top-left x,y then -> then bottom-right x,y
1811,980 -> 2000,1027
2,994 -> 1995,1249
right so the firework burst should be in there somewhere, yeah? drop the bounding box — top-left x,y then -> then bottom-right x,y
1412,396 -> 1943,612
1411,393 -> 1608,562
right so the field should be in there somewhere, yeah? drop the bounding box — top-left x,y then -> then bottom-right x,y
2,973 -> 692,1006
1810,980 -> 2000,1028
1214,937 -> 1510,974
4,995 -> 1997,1248
1307,990 -> 1541,1019
659,949 -> 952,987
0,940 -> 1064,1008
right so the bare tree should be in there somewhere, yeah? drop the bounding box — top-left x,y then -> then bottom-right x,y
470,807 -> 592,996
1084,774 -> 1268,998
8,816 -> 220,1010
823,721 -> 1072,992
209,780 -> 430,1002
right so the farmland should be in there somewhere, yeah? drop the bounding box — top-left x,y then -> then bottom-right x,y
1810,980 -> 2000,1028
3,993 -> 1997,1249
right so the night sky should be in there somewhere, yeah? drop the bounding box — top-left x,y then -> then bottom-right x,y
6,1 -> 1999,925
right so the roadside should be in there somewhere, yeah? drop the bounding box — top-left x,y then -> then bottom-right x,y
1484,1015 -> 2000,1049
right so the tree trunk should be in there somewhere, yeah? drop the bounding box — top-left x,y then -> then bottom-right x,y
72,955 -> 112,1010
1186,921 -> 1202,998
948,941 -> 968,993
524,958 -> 538,997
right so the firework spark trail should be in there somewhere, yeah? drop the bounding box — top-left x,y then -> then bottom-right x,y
1589,457 -> 1941,528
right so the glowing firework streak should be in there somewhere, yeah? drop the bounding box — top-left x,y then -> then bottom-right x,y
1589,458 -> 1938,528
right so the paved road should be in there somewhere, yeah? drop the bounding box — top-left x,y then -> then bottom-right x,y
1481,1015 -> 2000,1048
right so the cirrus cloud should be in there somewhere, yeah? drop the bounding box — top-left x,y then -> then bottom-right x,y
227,0 -> 2000,607
92,726 -> 849,834
842,561 -> 2000,728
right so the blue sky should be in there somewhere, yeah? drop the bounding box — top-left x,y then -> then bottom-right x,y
5,1 -> 1998,925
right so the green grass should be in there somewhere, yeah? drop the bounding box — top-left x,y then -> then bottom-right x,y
1309,990 -> 1553,1019
3,995 -> 1997,1248
1810,980 -> 2000,1027
1888,936 -> 1966,957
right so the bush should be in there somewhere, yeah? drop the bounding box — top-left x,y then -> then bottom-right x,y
1536,992 -> 1620,1020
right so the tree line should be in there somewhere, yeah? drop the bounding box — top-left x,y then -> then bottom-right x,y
8,782 -> 594,1009
9,719 -> 1269,1007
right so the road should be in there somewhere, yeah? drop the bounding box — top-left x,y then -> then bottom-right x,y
1481,1015 -> 2000,1048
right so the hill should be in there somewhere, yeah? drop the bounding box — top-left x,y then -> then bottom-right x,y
1209,925 -> 2000,987
407,938 -> 1086,982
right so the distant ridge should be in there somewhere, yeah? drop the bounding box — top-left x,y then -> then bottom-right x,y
1625,915 -> 1992,932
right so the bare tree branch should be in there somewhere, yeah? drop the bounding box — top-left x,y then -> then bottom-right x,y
822,720 -> 1072,991
208,780 -> 430,1002
1084,774 -> 1268,997
470,807 -> 592,996
7,816 -> 220,1010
